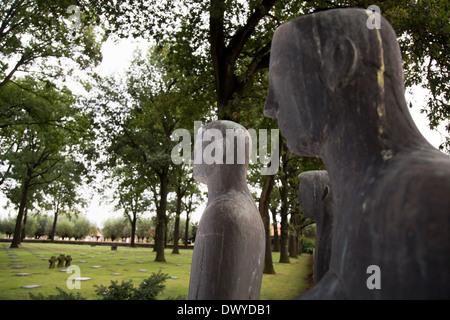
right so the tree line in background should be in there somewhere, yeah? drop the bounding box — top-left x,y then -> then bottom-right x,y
0,214 -> 199,248
1,1 -> 448,274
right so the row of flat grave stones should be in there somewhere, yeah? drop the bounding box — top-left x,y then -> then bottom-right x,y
11,254 -> 41,290
7,245 -> 92,290
11,253 -> 185,289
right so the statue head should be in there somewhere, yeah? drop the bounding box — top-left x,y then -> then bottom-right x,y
264,8 -> 413,158
191,120 -> 252,185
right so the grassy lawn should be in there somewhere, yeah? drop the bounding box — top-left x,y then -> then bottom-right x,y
0,242 -> 313,300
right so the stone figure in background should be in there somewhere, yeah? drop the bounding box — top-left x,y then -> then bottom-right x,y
264,8 -> 450,299
188,120 -> 265,300
49,256 -> 57,269
57,254 -> 66,268
298,171 -> 333,284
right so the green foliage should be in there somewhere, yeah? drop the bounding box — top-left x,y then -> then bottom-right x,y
0,75 -> 95,247
384,0 -> 450,151
102,0 -> 449,148
303,224 -> 316,238
135,217 -> 154,242
0,0 -> 105,88
53,215 -> 92,240
130,271 -> 169,300
72,216 -> 92,240
94,279 -> 135,300
29,287 -> 86,300
95,271 -> 169,300
0,216 -> 16,237
28,271 -> 169,301
101,217 -> 128,241
301,238 -> 316,255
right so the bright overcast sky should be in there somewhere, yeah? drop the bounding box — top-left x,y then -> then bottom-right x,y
1,36 -> 447,228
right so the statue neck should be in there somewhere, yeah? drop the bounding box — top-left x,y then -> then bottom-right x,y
318,97 -> 434,210
206,165 -> 250,201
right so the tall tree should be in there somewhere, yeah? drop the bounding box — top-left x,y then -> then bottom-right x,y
259,174 -> 275,274
278,139 -> 290,263
44,160 -> 87,242
171,165 -> 198,254
95,46 -> 208,261
113,165 -> 151,247
0,76 -> 93,248
102,1 -> 449,147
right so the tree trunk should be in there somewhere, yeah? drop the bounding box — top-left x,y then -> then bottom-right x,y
10,177 -> 31,248
279,139 -> 290,263
155,170 -> 169,262
279,210 -> 290,263
21,207 -> 28,241
259,174 -> 275,274
271,207 -> 280,252
49,205 -> 60,242
130,211 -> 137,247
209,0 -> 277,121
289,213 -> 299,258
184,210 -> 190,248
172,185 -> 183,254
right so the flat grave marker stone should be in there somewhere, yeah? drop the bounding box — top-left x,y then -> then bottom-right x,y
21,285 -> 42,289
73,277 -> 91,281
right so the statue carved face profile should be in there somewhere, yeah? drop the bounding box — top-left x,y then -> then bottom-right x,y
264,8 -> 450,299
263,8 -> 419,160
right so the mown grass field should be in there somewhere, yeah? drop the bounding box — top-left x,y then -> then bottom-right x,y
0,242 -> 313,300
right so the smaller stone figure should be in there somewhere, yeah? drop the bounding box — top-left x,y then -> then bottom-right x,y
65,255 -> 72,267
298,171 -> 333,284
57,254 -> 66,268
188,120 -> 265,300
49,256 -> 57,269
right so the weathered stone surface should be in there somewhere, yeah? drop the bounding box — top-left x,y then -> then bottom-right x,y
188,121 -> 265,300
298,170 -> 333,284
264,8 -> 450,299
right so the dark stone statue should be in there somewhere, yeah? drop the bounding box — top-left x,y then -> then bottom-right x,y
264,8 -> 450,299
298,170 -> 333,284
188,120 -> 265,300
49,256 -> 57,269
